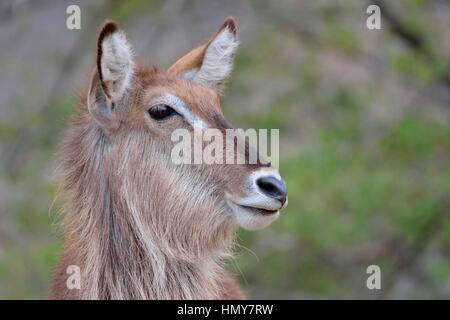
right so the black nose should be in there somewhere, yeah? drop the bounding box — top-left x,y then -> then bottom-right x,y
256,176 -> 288,205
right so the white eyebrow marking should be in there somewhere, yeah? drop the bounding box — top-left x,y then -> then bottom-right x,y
165,93 -> 207,129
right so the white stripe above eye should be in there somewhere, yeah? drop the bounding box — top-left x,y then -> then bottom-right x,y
165,93 -> 207,129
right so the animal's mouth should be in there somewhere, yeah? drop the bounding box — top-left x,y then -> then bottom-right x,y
225,197 -> 282,230
236,204 -> 279,215
224,169 -> 287,230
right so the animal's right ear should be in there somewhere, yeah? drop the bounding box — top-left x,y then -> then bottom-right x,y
168,17 -> 239,92
88,21 -> 134,131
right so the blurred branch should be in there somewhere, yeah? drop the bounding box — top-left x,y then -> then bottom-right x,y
373,0 -> 425,52
374,196 -> 450,299
373,0 -> 450,91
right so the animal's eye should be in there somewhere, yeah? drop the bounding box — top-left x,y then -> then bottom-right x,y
148,104 -> 177,120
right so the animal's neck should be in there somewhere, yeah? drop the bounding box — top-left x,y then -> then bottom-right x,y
78,204 -> 227,299
53,116 -> 235,299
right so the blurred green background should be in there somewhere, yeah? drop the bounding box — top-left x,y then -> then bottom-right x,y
1,0 -> 450,299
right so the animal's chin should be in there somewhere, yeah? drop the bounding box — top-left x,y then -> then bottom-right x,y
226,199 -> 280,231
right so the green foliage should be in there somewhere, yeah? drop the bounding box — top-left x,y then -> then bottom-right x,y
321,24 -> 360,54
236,114 -> 450,297
110,0 -> 164,23
389,49 -> 447,82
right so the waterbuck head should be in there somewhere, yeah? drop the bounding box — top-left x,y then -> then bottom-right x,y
84,17 -> 288,259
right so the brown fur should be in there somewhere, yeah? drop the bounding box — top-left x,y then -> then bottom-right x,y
50,19 -> 262,300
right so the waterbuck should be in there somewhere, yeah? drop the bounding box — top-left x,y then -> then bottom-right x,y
50,17 -> 288,299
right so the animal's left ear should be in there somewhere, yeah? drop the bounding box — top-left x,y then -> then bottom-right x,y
168,17 -> 239,92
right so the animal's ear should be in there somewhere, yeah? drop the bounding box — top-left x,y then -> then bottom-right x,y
168,17 -> 239,92
88,21 -> 134,131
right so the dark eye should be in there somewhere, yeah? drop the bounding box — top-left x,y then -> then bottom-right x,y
148,104 -> 177,120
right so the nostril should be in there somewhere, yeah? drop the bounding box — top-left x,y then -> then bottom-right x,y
256,176 -> 288,204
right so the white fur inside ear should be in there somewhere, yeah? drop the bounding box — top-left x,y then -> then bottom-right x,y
194,27 -> 238,88
182,69 -> 199,80
101,31 -> 134,99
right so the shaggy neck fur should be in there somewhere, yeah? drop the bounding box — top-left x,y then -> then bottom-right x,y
51,104 -> 241,299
